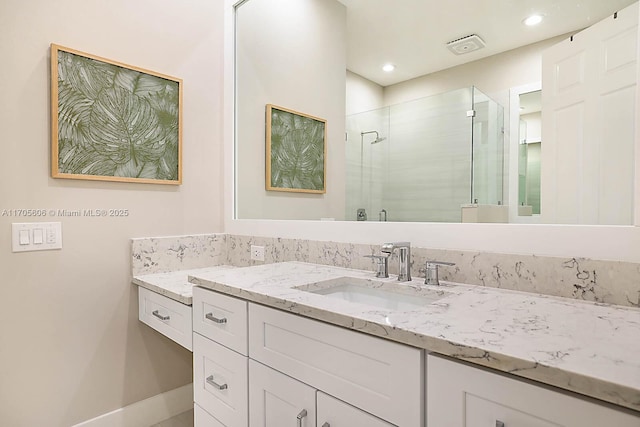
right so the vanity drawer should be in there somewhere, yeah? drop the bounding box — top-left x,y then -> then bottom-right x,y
138,286 -> 192,351
193,333 -> 248,427
427,354 -> 640,427
248,303 -> 423,427
193,287 -> 248,355
194,403 -> 226,427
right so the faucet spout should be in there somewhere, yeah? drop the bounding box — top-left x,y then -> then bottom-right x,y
381,242 -> 411,282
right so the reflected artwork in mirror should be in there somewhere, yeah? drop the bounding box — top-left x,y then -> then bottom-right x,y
234,0 -> 638,225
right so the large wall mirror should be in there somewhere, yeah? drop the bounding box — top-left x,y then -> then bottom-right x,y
234,0 -> 638,225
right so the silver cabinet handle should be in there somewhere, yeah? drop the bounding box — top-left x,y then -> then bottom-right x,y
496,421 -> 505,427
296,409 -> 307,427
206,375 -> 228,390
205,312 -> 227,324
321,423 -> 330,427
152,310 -> 170,321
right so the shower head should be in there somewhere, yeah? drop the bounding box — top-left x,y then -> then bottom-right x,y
361,130 -> 386,144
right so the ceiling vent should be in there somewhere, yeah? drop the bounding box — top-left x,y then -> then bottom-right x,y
446,34 -> 486,55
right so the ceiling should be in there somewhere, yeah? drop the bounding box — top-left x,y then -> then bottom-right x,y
338,0 -> 637,86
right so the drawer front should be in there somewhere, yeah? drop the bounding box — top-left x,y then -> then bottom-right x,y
427,354 -> 640,427
193,287 -> 248,355
193,333 -> 248,427
248,303 -> 423,427
317,392 -> 395,427
138,287 -> 192,351
194,403 -> 226,427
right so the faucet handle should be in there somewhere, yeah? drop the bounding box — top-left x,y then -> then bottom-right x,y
364,254 -> 390,278
424,261 -> 455,286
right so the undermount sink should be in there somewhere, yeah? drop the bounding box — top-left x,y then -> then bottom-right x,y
297,277 -> 451,311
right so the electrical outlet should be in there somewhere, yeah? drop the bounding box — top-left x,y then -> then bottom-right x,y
251,245 -> 265,261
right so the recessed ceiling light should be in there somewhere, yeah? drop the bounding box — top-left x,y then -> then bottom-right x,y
523,14 -> 544,26
382,63 -> 395,72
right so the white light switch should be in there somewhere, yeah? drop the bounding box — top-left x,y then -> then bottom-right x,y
33,228 -> 43,244
12,222 -> 62,252
19,230 -> 30,245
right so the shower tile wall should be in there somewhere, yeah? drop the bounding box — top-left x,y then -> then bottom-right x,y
345,107 -> 389,221
386,88 -> 472,222
346,88 -> 478,223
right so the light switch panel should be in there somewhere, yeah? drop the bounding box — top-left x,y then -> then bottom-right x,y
12,222 -> 62,252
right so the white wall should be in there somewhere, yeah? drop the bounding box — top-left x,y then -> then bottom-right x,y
235,0 -> 347,221
522,112 -> 542,143
346,70 -> 384,115
0,0 -> 224,425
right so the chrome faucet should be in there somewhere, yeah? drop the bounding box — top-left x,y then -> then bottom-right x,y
381,242 -> 411,282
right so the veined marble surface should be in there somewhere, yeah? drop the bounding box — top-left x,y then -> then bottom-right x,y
131,234 -> 226,276
189,262 -> 640,413
130,234 -> 640,307
133,265 -> 235,305
226,234 -> 640,308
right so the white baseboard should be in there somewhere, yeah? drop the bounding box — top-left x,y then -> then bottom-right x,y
72,383 -> 193,427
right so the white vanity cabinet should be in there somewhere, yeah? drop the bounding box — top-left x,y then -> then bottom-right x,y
426,354 -> 640,427
192,286 -> 424,427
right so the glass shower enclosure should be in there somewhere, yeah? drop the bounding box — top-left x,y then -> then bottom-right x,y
346,86 -> 504,222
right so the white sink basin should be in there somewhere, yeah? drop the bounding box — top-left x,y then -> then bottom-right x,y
297,277 -> 450,311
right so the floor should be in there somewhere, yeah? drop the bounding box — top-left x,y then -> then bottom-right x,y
151,409 -> 194,427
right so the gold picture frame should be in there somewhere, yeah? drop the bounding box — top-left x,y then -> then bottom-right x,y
51,44 -> 183,184
265,104 -> 326,193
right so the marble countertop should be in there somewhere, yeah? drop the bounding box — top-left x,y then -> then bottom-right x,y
188,261 -> 640,413
132,265 -> 235,305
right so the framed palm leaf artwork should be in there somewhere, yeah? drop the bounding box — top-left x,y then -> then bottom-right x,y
51,44 -> 182,184
266,104 -> 326,193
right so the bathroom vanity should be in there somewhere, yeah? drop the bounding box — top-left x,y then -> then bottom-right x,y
185,262 -> 640,427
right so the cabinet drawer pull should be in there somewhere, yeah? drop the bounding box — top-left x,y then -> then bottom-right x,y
206,375 -> 228,390
496,421 -> 505,427
296,409 -> 307,427
321,423 -> 330,427
152,310 -> 170,321
205,312 -> 228,324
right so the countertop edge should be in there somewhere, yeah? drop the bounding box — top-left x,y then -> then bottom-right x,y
132,277 -> 193,306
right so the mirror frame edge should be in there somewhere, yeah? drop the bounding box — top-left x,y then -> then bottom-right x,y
223,0 -> 640,263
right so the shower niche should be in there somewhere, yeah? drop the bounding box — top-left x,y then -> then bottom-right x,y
346,86 -> 505,222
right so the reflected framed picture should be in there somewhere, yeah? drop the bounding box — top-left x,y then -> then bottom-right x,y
51,44 -> 183,184
265,104 -> 326,193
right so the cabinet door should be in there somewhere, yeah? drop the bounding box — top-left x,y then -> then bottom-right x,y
249,360 -> 316,427
317,392 -> 395,427
427,354 -> 640,427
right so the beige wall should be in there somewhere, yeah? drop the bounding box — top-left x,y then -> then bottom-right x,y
346,70 -> 384,115
0,0 -> 224,425
235,0 -> 347,221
